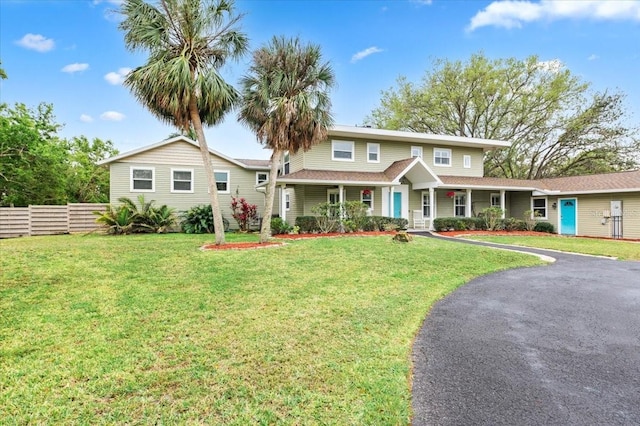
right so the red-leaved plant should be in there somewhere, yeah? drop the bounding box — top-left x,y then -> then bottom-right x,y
231,196 -> 258,232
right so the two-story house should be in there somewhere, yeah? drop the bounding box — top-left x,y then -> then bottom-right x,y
100,125 -> 640,239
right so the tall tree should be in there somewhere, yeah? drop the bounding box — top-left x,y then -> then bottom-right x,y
66,136 -> 118,203
0,102 -> 68,206
238,36 -> 335,243
119,0 -> 248,244
368,53 -> 639,179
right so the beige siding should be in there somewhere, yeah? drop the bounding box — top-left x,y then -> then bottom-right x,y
289,151 -> 304,174
573,192 -> 640,239
300,138 -> 485,177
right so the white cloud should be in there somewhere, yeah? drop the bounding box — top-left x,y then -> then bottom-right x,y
61,63 -> 89,73
104,67 -> 131,85
351,47 -> 384,63
16,33 -> 55,52
80,114 -> 94,123
537,59 -> 564,73
467,0 -> 640,32
100,111 -> 125,121
588,54 -> 599,61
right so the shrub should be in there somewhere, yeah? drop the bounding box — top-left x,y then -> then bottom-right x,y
295,216 -> 319,233
342,201 -> 369,231
534,221 -> 555,233
523,209 -> 541,231
482,207 -> 503,231
270,217 -> 292,235
311,202 -> 339,233
180,204 -> 229,234
94,195 -> 177,235
231,196 -> 258,232
500,217 -> 526,231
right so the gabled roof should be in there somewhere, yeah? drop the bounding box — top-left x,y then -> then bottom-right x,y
98,136 -> 269,170
235,158 -> 270,169
329,125 -> 510,150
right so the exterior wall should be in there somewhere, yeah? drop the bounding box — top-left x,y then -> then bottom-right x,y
109,141 -> 276,229
570,192 -> 640,239
291,138 -> 485,177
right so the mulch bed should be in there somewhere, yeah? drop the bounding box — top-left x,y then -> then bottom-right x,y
436,230 -> 553,238
201,231 -> 397,251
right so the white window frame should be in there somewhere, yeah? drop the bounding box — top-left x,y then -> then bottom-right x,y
170,168 -> 194,193
531,196 -> 548,220
282,151 -> 290,175
421,191 -> 431,218
490,193 -> 501,207
411,145 -> 423,158
256,172 -> 268,185
214,170 -> 230,194
331,140 -> 355,162
434,148 -> 452,167
130,166 -> 155,192
367,143 -> 380,163
285,191 -> 290,211
463,155 -> 471,169
360,189 -> 374,212
454,193 -> 466,217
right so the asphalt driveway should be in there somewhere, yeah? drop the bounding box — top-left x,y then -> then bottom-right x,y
411,233 -> 640,426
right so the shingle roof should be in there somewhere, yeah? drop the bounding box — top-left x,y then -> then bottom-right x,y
235,158 -> 270,168
383,158 -> 416,180
440,175 -> 538,189
278,169 -> 391,183
537,170 -> 640,192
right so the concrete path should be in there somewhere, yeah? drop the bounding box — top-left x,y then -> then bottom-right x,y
410,232 -> 640,426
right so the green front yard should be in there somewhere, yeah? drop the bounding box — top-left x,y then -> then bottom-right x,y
1,233 -> 540,424
466,235 -> 640,261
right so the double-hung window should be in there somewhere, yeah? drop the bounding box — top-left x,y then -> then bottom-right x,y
361,189 -> 373,212
411,146 -> 423,158
454,193 -> 466,217
332,140 -> 354,161
367,143 -> 380,163
491,193 -> 501,208
282,151 -> 290,175
256,172 -> 268,185
421,192 -> 431,218
463,155 -> 471,168
285,191 -> 290,211
434,148 -> 452,166
130,167 -> 154,192
171,168 -> 193,193
214,170 -> 230,194
531,197 -> 547,219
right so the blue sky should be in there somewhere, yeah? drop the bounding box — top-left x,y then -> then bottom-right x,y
1,0 -> 639,160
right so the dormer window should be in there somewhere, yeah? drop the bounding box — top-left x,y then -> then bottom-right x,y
332,140 -> 354,161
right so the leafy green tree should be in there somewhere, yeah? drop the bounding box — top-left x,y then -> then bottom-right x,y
238,36 -> 335,242
0,60 -> 7,80
66,136 -> 118,203
368,53 -> 639,179
119,0 -> 248,245
0,103 -> 69,206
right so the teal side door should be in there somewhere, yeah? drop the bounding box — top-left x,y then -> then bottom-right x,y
560,198 -> 577,235
393,192 -> 402,218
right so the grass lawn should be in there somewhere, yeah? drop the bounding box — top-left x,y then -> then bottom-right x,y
1,233 -> 541,424
466,235 -> 640,261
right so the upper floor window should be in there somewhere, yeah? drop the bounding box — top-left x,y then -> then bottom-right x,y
171,168 -> 193,193
130,167 -> 154,192
531,197 -> 547,219
367,143 -> 380,163
214,170 -> 230,194
463,155 -> 471,168
434,148 -> 452,166
411,146 -> 423,158
282,151 -> 290,174
256,172 -> 268,185
332,140 -> 354,161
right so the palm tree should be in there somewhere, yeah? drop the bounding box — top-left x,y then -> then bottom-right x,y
238,36 -> 335,243
119,0 -> 248,245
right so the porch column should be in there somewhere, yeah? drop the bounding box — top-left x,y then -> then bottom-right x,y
429,187 -> 435,230
280,184 -> 287,222
466,188 -> 472,218
338,184 -> 344,219
500,190 -> 506,219
389,186 -> 395,217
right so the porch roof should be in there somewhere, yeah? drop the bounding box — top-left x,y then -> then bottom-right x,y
439,175 -> 538,191
536,169 -> 640,194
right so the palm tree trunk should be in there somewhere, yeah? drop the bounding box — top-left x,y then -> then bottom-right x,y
188,96 -> 225,245
260,149 -> 282,243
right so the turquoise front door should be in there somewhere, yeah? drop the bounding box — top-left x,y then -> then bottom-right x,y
560,198 -> 576,235
393,192 -> 402,218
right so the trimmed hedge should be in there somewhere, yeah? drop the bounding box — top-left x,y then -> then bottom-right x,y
433,216 -> 530,232
534,221 -> 555,233
294,215 -> 408,233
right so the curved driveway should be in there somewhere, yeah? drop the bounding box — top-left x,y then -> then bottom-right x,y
411,233 -> 640,425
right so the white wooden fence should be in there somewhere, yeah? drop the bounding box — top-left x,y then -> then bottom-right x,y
0,203 -> 107,239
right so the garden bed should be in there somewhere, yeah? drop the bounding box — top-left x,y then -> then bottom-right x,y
437,230 -> 553,238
